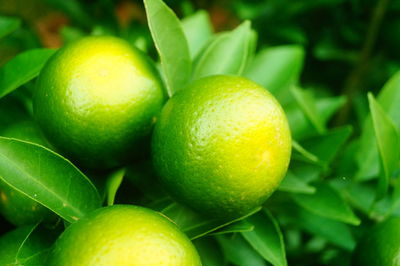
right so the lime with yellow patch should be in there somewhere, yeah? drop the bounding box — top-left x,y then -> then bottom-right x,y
47,205 -> 202,266
152,75 -> 291,219
33,36 -> 166,168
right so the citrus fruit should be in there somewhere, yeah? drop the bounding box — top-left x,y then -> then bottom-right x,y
33,36 -> 166,168
152,75 -> 291,219
0,120 -> 55,226
352,217 -> 400,266
47,205 -> 201,266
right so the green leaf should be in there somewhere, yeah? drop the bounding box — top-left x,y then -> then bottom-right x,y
0,16 -> 21,39
342,182 -> 375,215
192,20 -> 253,80
185,207 -> 261,240
357,72 -> 400,180
1,119 -> 52,148
105,168 -> 125,206
292,183 -> 360,225
343,181 -> 399,220
210,220 -> 254,236
217,234 -> 267,266
0,225 -> 36,265
15,224 -> 59,265
181,10 -> 213,59
287,95 -> 346,140
291,161 -> 322,184
144,0 -> 191,97
374,71 -> 400,130
0,224 -> 58,265
0,49 -> 56,99
291,140 -> 320,164
335,138 -> 359,179
193,237 -> 226,266
392,180 -> 400,217
247,30 -> 258,66
162,202 -> 261,240
317,96 -> 347,124
242,210 -> 287,266
278,170 -> 316,194
369,196 -> 395,221
291,87 -> 326,134
0,137 -> 101,223
125,161 -> 167,203
297,209 -> 356,250
301,126 -> 353,165
244,45 -> 304,97
0,95 -> 28,132
368,93 -> 400,199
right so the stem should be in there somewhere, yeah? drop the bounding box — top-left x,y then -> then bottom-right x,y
334,0 -> 391,125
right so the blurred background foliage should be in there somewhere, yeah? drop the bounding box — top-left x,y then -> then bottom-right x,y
1,0 -> 400,265
1,0 -> 398,131
0,0 -> 400,132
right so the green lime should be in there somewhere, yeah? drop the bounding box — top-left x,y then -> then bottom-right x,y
352,217 -> 400,266
47,205 -> 201,266
152,75 -> 291,219
33,36 -> 166,169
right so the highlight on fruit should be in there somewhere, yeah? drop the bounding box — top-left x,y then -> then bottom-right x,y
152,75 -> 291,219
0,0 -> 398,265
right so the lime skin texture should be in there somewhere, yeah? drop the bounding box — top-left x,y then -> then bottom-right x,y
33,36 -> 166,169
152,75 -> 292,219
47,205 -> 202,266
352,217 -> 400,266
